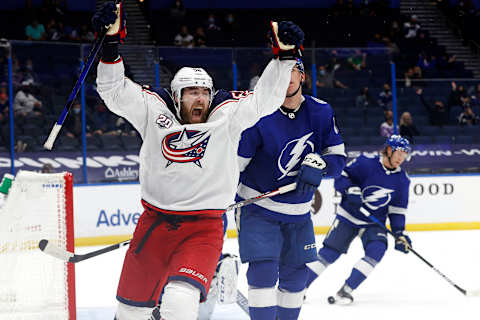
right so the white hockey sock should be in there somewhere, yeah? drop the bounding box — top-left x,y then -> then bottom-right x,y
115,301 -> 154,320
160,281 -> 200,320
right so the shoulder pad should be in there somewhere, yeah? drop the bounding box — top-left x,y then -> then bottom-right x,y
142,85 -> 176,114
211,89 -> 252,108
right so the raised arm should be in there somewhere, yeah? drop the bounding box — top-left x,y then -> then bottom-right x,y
93,2 -> 168,138
210,21 -> 303,135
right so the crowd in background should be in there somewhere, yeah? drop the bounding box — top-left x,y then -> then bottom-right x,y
0,0 -> 479,153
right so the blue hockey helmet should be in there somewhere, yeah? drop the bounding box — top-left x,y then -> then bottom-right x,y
294,58 -> 305,74
385,135 -> 411,154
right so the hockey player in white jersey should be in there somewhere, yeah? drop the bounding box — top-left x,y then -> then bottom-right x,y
236,58 -> 346,320
92,3 -> 304,320
305,135 -> 412,305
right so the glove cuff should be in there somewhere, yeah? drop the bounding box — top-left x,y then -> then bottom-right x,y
101,43 -> 120,62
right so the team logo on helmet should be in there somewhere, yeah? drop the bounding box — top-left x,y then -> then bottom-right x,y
277,132 -> 314,180
161,128 -> 211,167
361,186 -> 395,210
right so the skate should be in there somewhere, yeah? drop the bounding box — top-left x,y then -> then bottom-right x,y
327,284 -> 353,305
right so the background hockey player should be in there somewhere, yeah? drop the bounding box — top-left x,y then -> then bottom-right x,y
305,135 -> 412,304
92,2 -> 304,319
235,57 -> 346,320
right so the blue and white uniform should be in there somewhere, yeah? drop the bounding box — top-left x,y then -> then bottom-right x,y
236,94 -> 346,320
306,151 -> 411,297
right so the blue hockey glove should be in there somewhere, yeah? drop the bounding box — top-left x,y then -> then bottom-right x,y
270,21 -> 304,60
295,153 -> 326,195
92,1 -> 127,44
341,186 -> 363,212
394,231 -> 412,254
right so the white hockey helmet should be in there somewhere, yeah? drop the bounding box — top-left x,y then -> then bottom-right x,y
170,67 -> 214,119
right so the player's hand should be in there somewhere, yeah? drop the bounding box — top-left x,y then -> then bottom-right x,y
394,231 -> 412,254
92,1 -> 127,44
341,187 -> 363,212
295,153 -> 326,195
270,21 -> 304,60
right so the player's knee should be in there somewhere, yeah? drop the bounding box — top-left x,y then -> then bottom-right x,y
318,246 -> 341,264
279,264 -> 308,292
115,301 -> 154,320
246,260 -> 278,287
159,281 -> 201,320
365,240 -> 387,262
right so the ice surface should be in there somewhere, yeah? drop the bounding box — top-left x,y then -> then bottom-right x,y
76,230 -> 480,320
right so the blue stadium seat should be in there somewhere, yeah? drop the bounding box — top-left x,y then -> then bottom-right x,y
346,136 -> 369,146
421,126 -> 441,136
454,135 -> 475,144
434,135 -> 453,144
414,136 -> 433,145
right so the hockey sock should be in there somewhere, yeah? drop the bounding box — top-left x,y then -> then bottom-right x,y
345,256 -> 378,290
247,261 -> 278,320
159,281 -> 200,320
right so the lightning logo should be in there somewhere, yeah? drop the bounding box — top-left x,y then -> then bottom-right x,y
361,186 -> 395,210
277,132 -> 314,180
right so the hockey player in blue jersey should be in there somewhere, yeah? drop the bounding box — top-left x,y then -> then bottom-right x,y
236,58 -> 346,320
305,135 -> 412,305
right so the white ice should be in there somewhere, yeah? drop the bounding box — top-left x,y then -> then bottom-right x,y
76,230 -> 480,320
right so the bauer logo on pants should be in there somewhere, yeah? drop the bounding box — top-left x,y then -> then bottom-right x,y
179,267 -> 208,283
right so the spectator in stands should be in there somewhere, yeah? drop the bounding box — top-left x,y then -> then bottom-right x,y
404,67 -> 414,87
169,0 -> 186,20
64,102 -> 96,139
467,83 -> 480,107
23,58 -> 38,84
347,50 -> 366,71
25,19 -> 46,41
316,65 -> 348,89
223,13 -> 239,44
355,87 -> 374,108
0,86 -> 8,125
416,88 -> 449,126
93,101 -> 116,135
417,52 -> 436,73
378,83 -> 392,110
448,81 -> 467,108
47,20 -> 66,41
411,66 -> 424,87
458,106 -> 479,126
403,15 -> 421,39
13,80 -> 43,121
193,27 -> 207,47
379,110 -> 397,138
174,25 -> 194,48
79,25 -> 95,42
205,13 -> 222,46
399,112 -> 420,143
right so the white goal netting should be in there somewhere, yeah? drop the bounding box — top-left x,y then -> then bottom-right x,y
0,171 -> 75,320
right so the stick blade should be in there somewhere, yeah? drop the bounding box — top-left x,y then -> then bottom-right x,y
466,289 -> 480,297
38,239 -> 74,262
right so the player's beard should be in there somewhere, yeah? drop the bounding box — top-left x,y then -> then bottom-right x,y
181,102 -> 208,124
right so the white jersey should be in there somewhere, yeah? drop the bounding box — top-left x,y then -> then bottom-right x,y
96,58 -> 295,215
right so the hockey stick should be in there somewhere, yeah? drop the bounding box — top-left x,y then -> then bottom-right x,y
359,207 -> 480,297
43,30 -> 108,150
39,182 -> 297,263
38,238 -> 130,263
43,0 -> 122,150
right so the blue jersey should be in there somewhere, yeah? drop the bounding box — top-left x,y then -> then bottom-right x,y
237,95 -> 346,222
335,155 -> 410,231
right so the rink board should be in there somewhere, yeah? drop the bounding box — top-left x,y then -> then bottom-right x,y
73,175 -> 480,246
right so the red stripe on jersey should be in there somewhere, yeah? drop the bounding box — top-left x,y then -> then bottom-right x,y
141,200 -> 225,217
143,89 -> 167,105
100,57 -> 123,64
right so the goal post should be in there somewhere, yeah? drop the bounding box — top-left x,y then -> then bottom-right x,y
0,171 -> 76,320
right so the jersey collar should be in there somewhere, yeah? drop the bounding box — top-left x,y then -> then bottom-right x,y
379,155 -> 402,174
279,95 -> 305,119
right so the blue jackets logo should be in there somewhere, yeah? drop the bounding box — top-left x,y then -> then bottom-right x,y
277,132 -> 314,180
162,128 -> 211,167
361,186 -> 395,210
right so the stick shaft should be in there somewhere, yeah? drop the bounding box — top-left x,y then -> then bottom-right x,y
226,182 -> 296,211
44,30 -> 107,150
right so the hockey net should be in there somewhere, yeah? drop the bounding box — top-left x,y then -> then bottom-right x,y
0,171 -> 75,320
